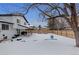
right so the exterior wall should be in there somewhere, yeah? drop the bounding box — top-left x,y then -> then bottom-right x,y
0,15 -> 29,40
0,16 -> 28,29
0,16 -> 14,23
0,23 -> 17,40
12,16 -> 28,29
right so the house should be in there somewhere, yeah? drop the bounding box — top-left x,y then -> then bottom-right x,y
47,17 -> 70,30
0,14 -> 30,40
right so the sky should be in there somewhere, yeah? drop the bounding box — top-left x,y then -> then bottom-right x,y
0,3 -> 47,27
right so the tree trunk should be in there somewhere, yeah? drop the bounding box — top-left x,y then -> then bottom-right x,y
74,30 -> 79,47
70,3 -> 79,47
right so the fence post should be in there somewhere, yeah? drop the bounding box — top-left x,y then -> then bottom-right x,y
66,30 -> 67,37
57,30 -> 58,35
61,30 -> 62,35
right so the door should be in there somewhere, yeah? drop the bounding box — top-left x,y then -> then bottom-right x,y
16,29 -> 20,35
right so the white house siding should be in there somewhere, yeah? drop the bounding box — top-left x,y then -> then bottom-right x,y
0,14 -> 29,40
0,16 -> 14,23
0,16 -> 28,29
0,16 -> 16,40
12,16 -> 28,29
0,22 -> 17,40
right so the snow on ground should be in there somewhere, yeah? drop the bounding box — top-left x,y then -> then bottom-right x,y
0,33 -> 79,55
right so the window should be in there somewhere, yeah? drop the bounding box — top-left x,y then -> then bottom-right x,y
17,19 -> 20,23
24,22 -> 26,25
2,24 -> 9,30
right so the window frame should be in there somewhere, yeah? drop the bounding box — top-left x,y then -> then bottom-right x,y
2,24 -> 9,30
17,19 -> 20,24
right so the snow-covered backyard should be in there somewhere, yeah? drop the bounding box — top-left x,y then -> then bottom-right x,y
0,33 -> 79,55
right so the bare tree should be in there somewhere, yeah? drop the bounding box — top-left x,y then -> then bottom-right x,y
70,3 -> 79,47
25,3 -> 79,47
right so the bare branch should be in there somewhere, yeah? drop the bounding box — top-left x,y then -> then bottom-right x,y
25,3 -> 38,14
35,6 -> 52,18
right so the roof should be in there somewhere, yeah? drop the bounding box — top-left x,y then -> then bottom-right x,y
0,21 -> 14,24
18,24 -> 29,28
0,13 -> 29,23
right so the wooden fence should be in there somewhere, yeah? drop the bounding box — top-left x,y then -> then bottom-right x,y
26,29 -> 75,38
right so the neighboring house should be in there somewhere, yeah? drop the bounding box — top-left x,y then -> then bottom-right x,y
0,14 -> 30,40
47,17 -> 70,30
